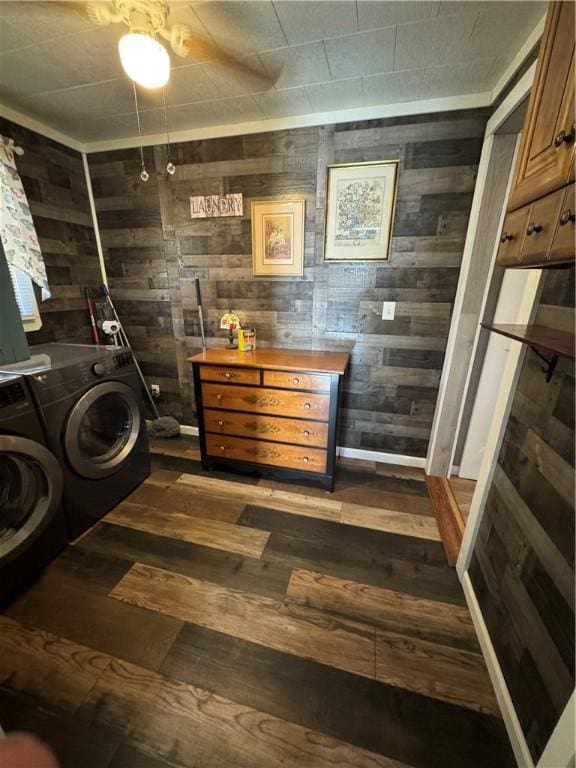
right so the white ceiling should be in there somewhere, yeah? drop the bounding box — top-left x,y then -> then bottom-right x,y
0,0 -> 545,145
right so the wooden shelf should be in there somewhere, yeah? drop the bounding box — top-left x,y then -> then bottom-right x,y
481,323 -> 575,361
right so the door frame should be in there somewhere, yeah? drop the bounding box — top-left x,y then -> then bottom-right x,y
426,61 -> 538,479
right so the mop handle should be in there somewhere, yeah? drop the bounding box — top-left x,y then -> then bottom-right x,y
101,284 -> 161,420
84,288 -> 100,344
194,275 -> 207,351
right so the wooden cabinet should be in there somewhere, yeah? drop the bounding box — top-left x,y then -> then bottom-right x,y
508,1 -> 575,211
189,348 -> 349,490
500,1 -> 575,268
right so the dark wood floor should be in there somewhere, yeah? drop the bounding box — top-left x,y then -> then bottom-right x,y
0,436 -> 515,768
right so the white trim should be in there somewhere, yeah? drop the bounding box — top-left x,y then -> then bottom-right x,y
426,131 -> 495,476
462,572 -> 534,768
486,61 -> 537,136
457,268 -> 544,576
0,101 -> 83,152
82,93 -> 491,153
448,133 -> 522,474
426,56 -> 536,479
177,426 -> 426,468
490,16 -> 545,104
337,446 -> 426,468
82,152 -> 108,287
537,691 -> 575,768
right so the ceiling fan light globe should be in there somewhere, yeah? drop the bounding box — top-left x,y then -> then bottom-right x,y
119,33 -> 170,89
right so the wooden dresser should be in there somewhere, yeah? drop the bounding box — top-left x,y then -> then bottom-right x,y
188,348 -> 349,490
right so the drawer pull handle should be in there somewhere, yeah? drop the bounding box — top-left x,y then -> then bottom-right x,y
216,394 -> 223,400
554,125 -> 575,147
217,420 -> 224,426
500,232 -> 514,243
303,430 -> 310,437
219,445 -> 226,452
304,403 -> 311,410
526,223 -> 542,236
225,372 -> 232,379
303,457 -> 309,463
292,377 -> 300,385
560,209 -> 575,225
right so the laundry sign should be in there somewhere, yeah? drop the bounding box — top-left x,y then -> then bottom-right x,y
190,193 -> 243,218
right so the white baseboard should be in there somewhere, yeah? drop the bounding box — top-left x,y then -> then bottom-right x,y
177,426 -> 426,469
179,424 -> 199,437
336,446 -> 426,468
461,572 -> 533,768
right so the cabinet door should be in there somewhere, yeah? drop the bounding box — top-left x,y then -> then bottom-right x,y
508,1 -> 575,211
496,206 -> 530,266
549,183 -> 575,264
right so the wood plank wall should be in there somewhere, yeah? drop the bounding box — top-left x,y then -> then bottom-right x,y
469,266 -> 575,763
88,109 -> 488,453
0,118 -> 100,344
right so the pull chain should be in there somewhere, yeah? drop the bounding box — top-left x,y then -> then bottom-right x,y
132,81 -> 149,182
163,87 -> 175,175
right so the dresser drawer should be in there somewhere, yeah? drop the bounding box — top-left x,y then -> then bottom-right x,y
519,187 -> 565,266
202,383 -> 330,421
263,369 -> 330,392
206,434 -> 327,474
549,183 -> 575,263
204,409 -> 329,448
200,365 -> 260,385
496,205 -> 531,266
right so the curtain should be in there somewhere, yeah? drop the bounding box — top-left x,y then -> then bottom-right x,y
0,137 -> 50,300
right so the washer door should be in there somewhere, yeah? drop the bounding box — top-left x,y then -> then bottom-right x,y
64,381 -> 142,479
0,436 -> 63,564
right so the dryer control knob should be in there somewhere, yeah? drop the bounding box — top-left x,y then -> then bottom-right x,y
92,363 -> 105,377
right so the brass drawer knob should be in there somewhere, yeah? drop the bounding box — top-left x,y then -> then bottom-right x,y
304,403 -> 311,410
554,125 -> 575,147
303,457 -> 309,463
500,232 -> 513,243
526,223 -> 542,236
292,377 -> 300,385
225,372 -> 232,379
217,420 -> 224,426
219,445 -> 226,451
560,209 -> 575,225
216,394 -> 223,400
303,430 -> 310,437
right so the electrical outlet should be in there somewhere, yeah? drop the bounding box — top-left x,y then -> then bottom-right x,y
150,384 -> 160,399
382,301 -> 396,320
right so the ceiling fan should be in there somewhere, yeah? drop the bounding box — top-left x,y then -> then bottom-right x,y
75,0 -> 271,89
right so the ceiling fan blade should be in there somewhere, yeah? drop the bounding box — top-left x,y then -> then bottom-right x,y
177,32 -> 272,88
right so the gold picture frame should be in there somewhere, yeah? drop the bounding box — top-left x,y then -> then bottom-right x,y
323,160 -> 399,262
251,199 -> 305,277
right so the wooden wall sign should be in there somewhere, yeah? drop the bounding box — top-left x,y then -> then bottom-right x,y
190,193 -> 243,219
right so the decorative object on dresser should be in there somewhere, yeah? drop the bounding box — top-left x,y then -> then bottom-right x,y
251,200 -> 305,277
497,0 -> 575,268
189,348 -> 349,491
220,311 -> 241,349
324,160 -> 399,262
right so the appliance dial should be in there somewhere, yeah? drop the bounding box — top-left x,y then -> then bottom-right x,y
92,363 -> 105,377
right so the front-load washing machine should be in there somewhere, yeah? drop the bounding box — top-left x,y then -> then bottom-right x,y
1,344 -> 151,540
0,373 -> 68,605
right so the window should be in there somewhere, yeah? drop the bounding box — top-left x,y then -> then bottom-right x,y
8,264 -> 42,331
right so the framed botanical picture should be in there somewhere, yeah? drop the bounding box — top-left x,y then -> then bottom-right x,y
251,199 -> 305,277
324,160 -> 399,262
